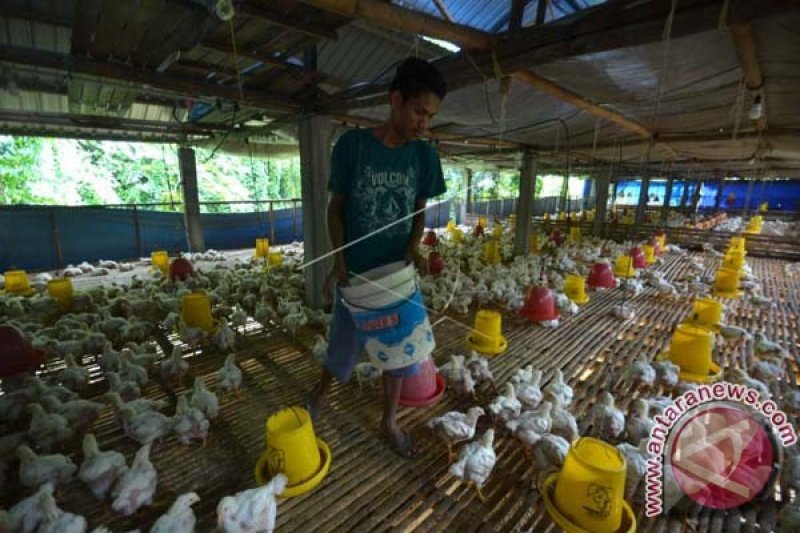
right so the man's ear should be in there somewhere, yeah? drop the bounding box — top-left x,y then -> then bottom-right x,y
389,90 -> 403,110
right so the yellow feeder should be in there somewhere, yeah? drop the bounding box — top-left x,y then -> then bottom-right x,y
478,216 -> 488,227
723,250 -> 746,271
569,227 -> 582,243
683,297 -> 723,331
181,291 -> 215,332
543,438 -> 636,533
642,244 -> 656,265
255,407 -> 331,498
451,228 -> 463,242
544,213 -> 551,222
658,323 -> 721,383
466,310 -> 508,356
715,267 -> 743,298
255,238 -> 270,258
564,274 -> 590,305
151,250 -> 169,274
446,220 -> 456,232
558,212 -> 567,222
759,201 -> 768,213
655,234 -> 667,249
613,256 -> 636,278
729,236 -> 746,253
3,270 -> 33,296
492,224 -> 503,238
483,240 -> 501,265
47,278 -> 74,309
268,252 -> 283,266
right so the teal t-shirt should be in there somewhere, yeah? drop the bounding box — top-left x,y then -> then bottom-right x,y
328,128 -> 446,275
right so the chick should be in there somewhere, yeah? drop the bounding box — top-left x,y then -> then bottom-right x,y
754,332 -> 787,359
543,369 -> 574,407
40,396 -> 104,433
217,354 -> 243,396
28,403 -> 73,452
217,473 -> 288,533
530,434 -> 570,489
151,492 -> 200,533
515,370 -> 543,409
119,356 -> 148,388
212,317 -> 237,352
616,440 -> 649,503
160,346 -> 189,382
78,434 -> 128,500
751,358 -> 784,382
718,323 -> 752,346
37,490 -> 87,533
652,360 -> 680,389
620,357 -> 656,388
354,361 -> 382,392
172,394 -> 210,446
582,392 -> 625,441
6,481 -> 55,533
488,383 -> 522,422
111,443 -> 158,516
106,371 -> 141,402
427,406 -> 484,461
724,369 -> 771,399
626,399 -> 655,444
120,406 -> 172,445
17,445 -> 76,489
466,351 -> 494,388
105,392 -> 168,431
311,334 -> 328,365
190,377 -> 220,420
440,355 -> 476,397
506,402 -> 553,451
543,391 -> 579,442
448,429 -> 497,502
58,354 -> 89,391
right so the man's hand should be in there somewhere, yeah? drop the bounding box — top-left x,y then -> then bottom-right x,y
324,260 -> 348,305
405,247 -> 427,276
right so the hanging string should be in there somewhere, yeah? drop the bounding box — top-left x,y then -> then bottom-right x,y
227,18 -> 245,103
653,0 -> 678,132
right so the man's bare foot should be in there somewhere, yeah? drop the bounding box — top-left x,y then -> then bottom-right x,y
383,424 -> 415,458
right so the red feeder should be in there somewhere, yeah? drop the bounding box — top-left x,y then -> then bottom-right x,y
520,286 -> 560,322
169,256 -> 194,281
0,326 -> 46,378
427,251 -> 445,275
587,262 -> 616,289
550,229 -> 565,247
629,247 -> 647,269
399,356 -> 445,407
422,230 -> 438,247
474,224 -> 485,237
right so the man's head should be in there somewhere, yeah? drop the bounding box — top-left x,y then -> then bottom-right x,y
388,57 -> 447,141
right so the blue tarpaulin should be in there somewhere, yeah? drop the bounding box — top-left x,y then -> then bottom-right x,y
612,179 -> 800,210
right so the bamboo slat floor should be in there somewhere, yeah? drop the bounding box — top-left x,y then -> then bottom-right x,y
2,252 -> 798,532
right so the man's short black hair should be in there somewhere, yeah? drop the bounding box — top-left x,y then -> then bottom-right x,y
389,57 -> 447,102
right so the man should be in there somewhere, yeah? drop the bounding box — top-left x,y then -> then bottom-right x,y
306,57 -> 447,457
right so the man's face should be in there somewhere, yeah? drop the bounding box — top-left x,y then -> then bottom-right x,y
390,91 -> 441,141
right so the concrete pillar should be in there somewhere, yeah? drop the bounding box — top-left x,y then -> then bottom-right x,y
462,168 -> 472,221
691,181 -> 703,212
178,147 -> 204,252
679,178 -> 690,210
559,174 -> 568,213
513,150 -> 536,257
662,176 -> 674,224
593,173 -> 610,237
299,114 -> 333,309
635,173 -> 650,225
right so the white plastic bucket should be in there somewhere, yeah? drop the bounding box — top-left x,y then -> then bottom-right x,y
340,261 -> 435,371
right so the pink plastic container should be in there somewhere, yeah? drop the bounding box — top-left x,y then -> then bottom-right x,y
399,356 -> 445,407
587,262 -> 616,289
520,286 -> 560,322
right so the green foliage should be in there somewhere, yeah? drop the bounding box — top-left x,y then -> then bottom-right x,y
0,136 -> 46,204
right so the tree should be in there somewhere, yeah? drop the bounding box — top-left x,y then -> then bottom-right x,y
0,136 -> 45,204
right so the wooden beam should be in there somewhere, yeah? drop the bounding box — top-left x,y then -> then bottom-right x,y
236,1 -> 339,41
535,0 -> 549,25
510,0 -> 529,34
198,41 -> 303,73
0,45 -> 299,112
730,23 -> 767,130
299,0 -> 494,49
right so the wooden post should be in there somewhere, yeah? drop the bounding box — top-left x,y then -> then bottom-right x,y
465,168 -> 473,214
49,208 -> 63,268
178,146 -> 204,252
635,172 -> 650,225
299,113 -> 333,309
513,150 -> 536,257
743,179 -> 755,216
132,205 -> 143,257
559,174 -> 568,213
269,201 -> 275,244
714,176 -> 725,210
680,178 -> 690,211
593,173 -> 610,237
662,176 -> 674,224
292,199 -> 298,241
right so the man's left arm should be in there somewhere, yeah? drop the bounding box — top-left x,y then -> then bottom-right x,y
405,197 -> 428,274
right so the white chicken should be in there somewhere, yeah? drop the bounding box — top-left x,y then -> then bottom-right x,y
543,369 -> 574,407
440,355 -> 475,397
506,402 -> 553,450
151,492 -> 200,533
724,369 -> 771,399
311,334 -> 328,365
515,369 -> 543,409
530,433 -> 570,489
212,317 -> 237,352
106,371 -> 141,402
751,358 -> 784,382
217,354 -> 243,396
6,481 -> 55,533
543,392 -> 579,442
448,429 -> 497,501
582,392 -> 625,441
354,361 -> 382,391
111,443 -> 158,516
58,354 -> 89,391
510,364 -> 535,386
488,383 -> 522,422
119,356 -> 148,388
718,323 -> 752,346
37,491 -> 87,533
190,377 -> 220,420
119,406 -> 172,445
466,351 -> 494,388
754,332 -> 787,359
427,406 -> 485,461
173,394 -> 210,446
616,440 -> 649,503
179,320 -> 206,350
105,392 -> 168,431
217,473 -> 288,533
28,403 -> 74,452
619,357 -> 656,388
652,360 -> 680,389
78,434 -> 128,500
40,396 -> 105,432
622,279 -> 643,298
17,445 -> 76,489
160,346 -> 189,382
626,399 -> 655,444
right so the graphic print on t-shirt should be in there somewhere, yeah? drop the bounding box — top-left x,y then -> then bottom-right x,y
354,164 -> 417,238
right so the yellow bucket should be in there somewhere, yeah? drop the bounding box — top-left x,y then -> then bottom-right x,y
759,201 -> 768,213
47,278 -> 73,309
544,213 -> 551,222
729,236 -> 746,253
151,250 -> 169,274
723,250 -> 746,270
622,213 -> 634,225
447,220 -> 456,232
613,256 -> 636,278
466,310 -> 507,356
569,227 -> 582,243
558,212 -> 567,222
564,274 -> 589,305
255,238 -> 270,258
642,244 -> 656,265
665,324 -> 717,379
687,297 -> 722,330
483,240 -> 500,265
264,407 -> 321,487
715,267 -> 742,298
451,228 -> 463,242
181,291 -> 215,332
478,216 -> 488,227
4,270 -> 32,295
655,234 -> 666,249
552,438 -> 628,533
492,224 -> 503,238
268,252 -> 283,266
